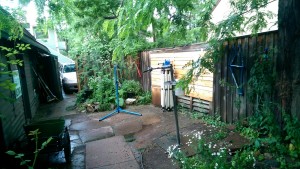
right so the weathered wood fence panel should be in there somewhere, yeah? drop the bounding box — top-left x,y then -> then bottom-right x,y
213,31 -> 278,123
178,96 -> 211,114
149,43 -> 212,103
139,44 -> 213,112
139,51 -> 151,91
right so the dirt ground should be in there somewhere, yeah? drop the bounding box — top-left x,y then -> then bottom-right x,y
30,93 -> 249,169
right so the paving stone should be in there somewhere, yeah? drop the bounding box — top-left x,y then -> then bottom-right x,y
66,114 -> 90,124
142,144 -> 179,169
79,126 -> 114,143
71,145 -> 86,169
70,120 -> 110,131
154,133 -> 178,151
70,134 -> 80,141
86,136 -> 139,169
113,119 -> 143,135
141,112 -> 161,125
95,160 -> 140,169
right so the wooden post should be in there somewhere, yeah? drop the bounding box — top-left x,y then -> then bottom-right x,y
75,54 -> 81,91
189,96 -> 193,112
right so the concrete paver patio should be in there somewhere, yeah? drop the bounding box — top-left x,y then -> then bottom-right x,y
34,93 -> 205,169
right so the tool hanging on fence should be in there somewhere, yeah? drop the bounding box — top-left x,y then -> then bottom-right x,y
32,67 -> 58,102
228,44 -> 244,96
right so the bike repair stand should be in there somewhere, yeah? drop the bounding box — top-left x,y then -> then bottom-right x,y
99,65 -> 142,121
143,61 -> 181,146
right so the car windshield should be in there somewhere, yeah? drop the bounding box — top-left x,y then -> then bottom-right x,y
64,64 -> 76,73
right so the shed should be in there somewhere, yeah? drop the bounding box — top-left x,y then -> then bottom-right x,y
0,8 -> 62,152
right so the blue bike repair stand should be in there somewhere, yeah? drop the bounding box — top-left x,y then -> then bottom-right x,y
99,65 -> 142,121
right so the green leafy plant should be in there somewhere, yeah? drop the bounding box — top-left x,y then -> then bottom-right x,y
6,129 -> 53,169
248,53 -> 275,104
87,75 -> 115,111
214,130 -> 228,140
0,7 -> 31,103
283,112 -> 300,159
137,91 -> 152,105
231,149 -> 256,169
0,43 -> 31,102
168,130 -> 255,169
121,80 -> 141,97
239,127 -> 259,140
200,114 -> 226,128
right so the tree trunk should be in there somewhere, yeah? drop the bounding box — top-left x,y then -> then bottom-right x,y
278,0 -> 300,118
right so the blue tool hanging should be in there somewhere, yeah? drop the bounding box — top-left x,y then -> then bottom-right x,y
228,44 -> 245,96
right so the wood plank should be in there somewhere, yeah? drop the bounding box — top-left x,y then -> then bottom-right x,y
213,51 -> 221,117
193,107 -> 209,113
240,36 -> 248,119
151,86 -> 161,106
177,95 -> 190,100
178,98 -> 190,104
188,85 -> 213,92
192,103 -> 210,109
192,98 -> 211,105
188,90 -> 212,101
247,35 -> 257,116
149,44 -> 207,54
178,103 -> 190,109
189,96 -> 193,112
221,43 -> 228,122
227,41 -> 234,123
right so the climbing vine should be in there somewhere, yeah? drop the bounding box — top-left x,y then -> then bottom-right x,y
0,6 -> 30,102
177,0 -> 275,91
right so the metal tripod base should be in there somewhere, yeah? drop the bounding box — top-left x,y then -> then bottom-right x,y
99,107 -> 142,121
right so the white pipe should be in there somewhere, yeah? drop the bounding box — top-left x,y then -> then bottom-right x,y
165,70 -> 169,109
161,70 -> 165,108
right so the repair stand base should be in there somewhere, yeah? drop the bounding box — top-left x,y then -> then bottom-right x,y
99,65 -> 142,121
99,107 -> 142,121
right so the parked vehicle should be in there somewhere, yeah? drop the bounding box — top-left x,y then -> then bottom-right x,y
59,62 -> 78,93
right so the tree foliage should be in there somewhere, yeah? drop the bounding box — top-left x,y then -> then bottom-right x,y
37,0 -> 217,61
176,0 -> 276,91
1,0 -> 276,97
0,6 -> 28,103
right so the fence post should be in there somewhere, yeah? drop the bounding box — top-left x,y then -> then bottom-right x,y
189,96 -> 193,112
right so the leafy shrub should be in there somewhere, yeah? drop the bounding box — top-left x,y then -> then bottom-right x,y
87,75 -> 115,110
137,91 -> 152,105
167,130 -> 253,169
6,129 -> 53,168
121,80 -> 141,97
76,88 -> 93,105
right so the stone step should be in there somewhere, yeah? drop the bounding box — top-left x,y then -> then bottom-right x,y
86,136 -> 139,169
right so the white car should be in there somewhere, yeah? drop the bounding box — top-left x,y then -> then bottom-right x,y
59,63 -> 78,93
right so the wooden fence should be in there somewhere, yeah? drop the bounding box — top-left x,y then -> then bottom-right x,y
213,31 -> 278,123
139,51 -> 151,91
139,44 -> 213,112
